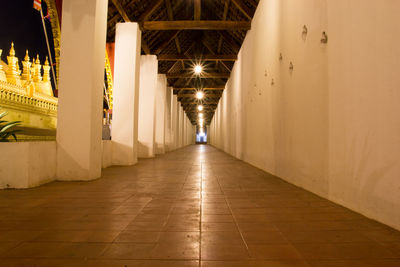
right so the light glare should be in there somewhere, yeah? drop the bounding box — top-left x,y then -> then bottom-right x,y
197,105 -> 204,111
196,91 -> 204,99
194,65 -> 203,74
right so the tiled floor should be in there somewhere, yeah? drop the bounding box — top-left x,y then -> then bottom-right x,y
0,145 -> 400,266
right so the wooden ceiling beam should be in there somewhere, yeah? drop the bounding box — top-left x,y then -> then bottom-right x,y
167,72 -> 230,79
247,0 -> 258,8
154,31 -> 181,55
109,13 -> 122,26
138,0 -> 164,21
218,0 -> 231,53
141,40 -> 151,54
231,0 -> 253,20
219,31 -> 241,52
194,0 -> 201,20
127,0 -> 141,8
167,61 -> 181,74
167,42 -> 196,73
178,94 -> 221,98
141,21 -> 251,30
110,0 -> 150,54
220,61 -> 232,72
110,0 -> 131,22
158,54 -> 237,61
173,87 -> 225,90
181,101 -> 219,105
165,0 -> 184,68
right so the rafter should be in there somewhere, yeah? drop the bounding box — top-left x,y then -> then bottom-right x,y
231,0 -> 253,20
110,0 -> 150,54
108,13 -> 122,26
181,100 -> 219,105
158,54 -> 237,61
110,0 -> 131,22
178,94 -> 221,98
219,31 -> 241,52
218,0 -> 231,53
127,0 -> 141,9
138,0 -> 164,21
219,61 -> 232,72
167,42 -> 196,83
173,87 -> 225,90
194,0 -> 201,20
154,31 -> 181,55
165,0 -> 181,52
141,21 -> 251,31
141,39 -> 151,54
167,72 -> 230,79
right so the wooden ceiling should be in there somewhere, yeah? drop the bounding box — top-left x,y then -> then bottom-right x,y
107,0 -> 259,125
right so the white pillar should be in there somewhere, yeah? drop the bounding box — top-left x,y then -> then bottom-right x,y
171,95 -> 178,150
192,125 -> 196,144
179,106 -> 184,148
164,87 -> 173,152
155,74 -> 167,154
138,55 -> 158,158
56,0 -> 108,180
111,23 -> 141,165
184,115 -> 187,146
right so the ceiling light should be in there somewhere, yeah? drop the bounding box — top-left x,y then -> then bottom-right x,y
196,91 -> 204,100
199,113 -> 204,118
197,105 -> 203,111
194,64 -> 203,74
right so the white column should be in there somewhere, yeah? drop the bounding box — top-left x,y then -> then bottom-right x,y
183,116 -> 188,146
164,87 -> 172,152
155,74 -> 167,154
138,55 -> 158,158
192,125 -> 196,144
111,23 -> 141,165
56,0 -> 108,180
179,106 -> 184,148
171,95 -> 178,150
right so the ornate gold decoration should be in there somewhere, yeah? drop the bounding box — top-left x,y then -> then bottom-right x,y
0,49 -> 7,82
43,0 -> 61,89
105,50 -> 113,110
6,43 -> 22,86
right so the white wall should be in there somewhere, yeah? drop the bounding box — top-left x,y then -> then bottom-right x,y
155,74 -> 167,154
210,0 -> 400,230
0,142 -> 56,189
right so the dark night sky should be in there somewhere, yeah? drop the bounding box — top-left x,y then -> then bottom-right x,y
0,0 -> 56,90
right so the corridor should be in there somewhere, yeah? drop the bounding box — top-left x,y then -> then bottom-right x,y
0,145 -> 399,266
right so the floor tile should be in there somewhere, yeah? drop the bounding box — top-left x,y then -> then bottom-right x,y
0,145 -> 399,266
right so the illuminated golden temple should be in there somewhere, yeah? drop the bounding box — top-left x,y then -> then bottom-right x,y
0,41 -> 114,141
0,43 -> 58,140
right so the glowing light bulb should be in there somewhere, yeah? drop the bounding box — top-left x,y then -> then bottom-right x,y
196,91 -> 204,99
199,113 -> 204,118
197,105 -> 203,111
194,65 -> 203,74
